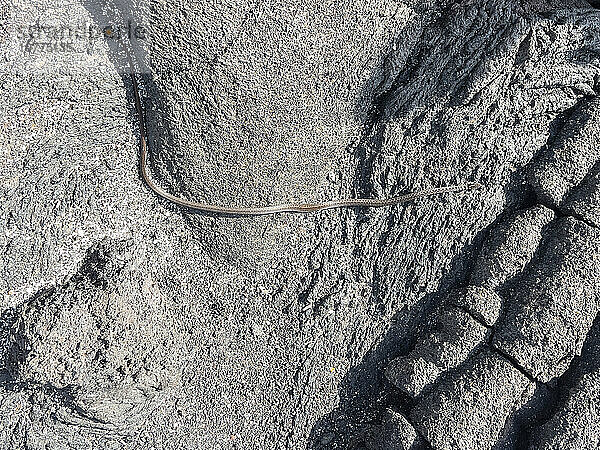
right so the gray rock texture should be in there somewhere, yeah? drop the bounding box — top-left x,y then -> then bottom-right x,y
530,319 -> 600,449
2,0 -> 600,449
410,350 -> 535,450
492,217 -> 600,382
528,97 -> 600,208
363,408 -> 419,450
563,165 -> 600,227
533,370 -> 600,449
450,286 -> 503,327
470,206 -> 555,291
385,306 -> 489,398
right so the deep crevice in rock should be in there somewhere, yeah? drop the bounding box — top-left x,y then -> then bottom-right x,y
490,343 -> 538,384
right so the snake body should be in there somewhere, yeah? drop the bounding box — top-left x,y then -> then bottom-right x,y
125,47 -> 480,215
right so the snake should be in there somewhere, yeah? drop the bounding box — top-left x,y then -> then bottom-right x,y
123,43 -> 481,216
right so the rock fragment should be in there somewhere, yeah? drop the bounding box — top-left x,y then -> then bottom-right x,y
492,217 -> 600,382
385,306 -> 489,398
528,98 -> 600,207
410,350 -> 535,450
470,205 -> 555,290
562,167 -> 600,228
364,408 -> 419,450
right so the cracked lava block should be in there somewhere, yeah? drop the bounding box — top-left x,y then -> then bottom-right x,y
364,408 -> 419,450
492,217 -> 600,382
449,286 -> 503,327
531,370 -> 600,450
528,97 -> 600,207
530,318 -> 600,450
563,167 -> 600,228
410,350 -> 535,450
470,205 -> 555,290
385,306 -> 489,398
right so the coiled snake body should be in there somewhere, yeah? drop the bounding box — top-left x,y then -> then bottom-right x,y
125,47 -> 480,215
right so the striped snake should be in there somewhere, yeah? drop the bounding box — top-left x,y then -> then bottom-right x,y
124,45 -> 481,215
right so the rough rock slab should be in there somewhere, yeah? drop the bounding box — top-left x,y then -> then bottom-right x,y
410,350 -> 535,450
470,206 -> 555,290
3,0 -> 600,448
529,317 -> 600,449
493,217 -> 600,382
528,97 -> 600,207
531,370 -> 600,449
385,306 -> 489,398
2,1 -> 497,447
364,408 -> 419,450
449,286 -> 503,328
563,166 -> 600,228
